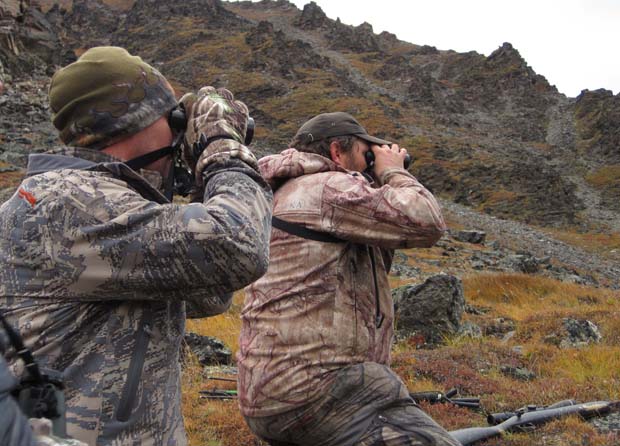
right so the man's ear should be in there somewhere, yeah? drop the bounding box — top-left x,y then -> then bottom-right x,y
329,140 -> 343,166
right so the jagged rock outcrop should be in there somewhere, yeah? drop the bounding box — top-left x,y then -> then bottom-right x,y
125,0 -> 243,27
245,20 -> 329,78
328,20 -> 380,53
0,0 -> 61,75
294,1 -> 327,30
58,0 -> 123,47
574,88 -> 620,163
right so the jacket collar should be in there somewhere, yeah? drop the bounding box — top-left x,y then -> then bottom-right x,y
26,147 -> 115,176
25,147 -> 168,203
258,148 -> 347,191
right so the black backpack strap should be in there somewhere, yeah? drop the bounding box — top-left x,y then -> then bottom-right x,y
272,216 -> 346,244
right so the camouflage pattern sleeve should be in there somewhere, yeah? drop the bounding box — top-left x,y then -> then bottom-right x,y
321,168 -> 446,249
185,292 -> 233,318
0,157 -> 272,302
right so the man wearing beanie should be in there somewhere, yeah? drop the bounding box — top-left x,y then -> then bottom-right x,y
0,47 -> 272,445
237,113 -> 460,446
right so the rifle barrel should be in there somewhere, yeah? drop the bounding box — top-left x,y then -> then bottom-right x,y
450,400 -> 620,446
487,399 -> 577,425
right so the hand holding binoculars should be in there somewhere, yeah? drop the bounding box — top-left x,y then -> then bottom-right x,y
168,106 -> 255,146
364,147 -> 412,171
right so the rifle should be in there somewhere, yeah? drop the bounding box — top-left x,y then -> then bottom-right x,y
449,399 -> 620,445
197,385 -> 481,405
199,389 -> 238,400
410,388 -> 481,409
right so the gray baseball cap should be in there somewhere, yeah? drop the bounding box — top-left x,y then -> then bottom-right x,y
294,112 -> 391,146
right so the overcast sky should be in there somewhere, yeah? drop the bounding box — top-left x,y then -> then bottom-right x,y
282,0 -> 619,98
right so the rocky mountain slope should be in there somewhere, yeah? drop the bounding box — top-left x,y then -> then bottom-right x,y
2,0 -> 619,227
1,0 -> 619,287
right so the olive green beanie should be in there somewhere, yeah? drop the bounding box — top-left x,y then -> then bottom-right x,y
49,46 -> 178,149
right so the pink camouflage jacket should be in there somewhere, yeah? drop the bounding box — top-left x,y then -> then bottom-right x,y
237,148 -> 446,418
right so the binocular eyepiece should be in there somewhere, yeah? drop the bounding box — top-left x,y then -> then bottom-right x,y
168,106 -> 255,146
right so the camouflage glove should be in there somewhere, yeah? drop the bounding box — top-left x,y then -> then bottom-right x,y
179,87 -> 258,182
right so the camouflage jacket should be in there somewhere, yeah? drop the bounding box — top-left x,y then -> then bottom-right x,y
237,149 -> 446,417
0,147 -> 272,445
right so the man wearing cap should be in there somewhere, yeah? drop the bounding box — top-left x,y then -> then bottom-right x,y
0,46 -> 272,445
237,112 -> 458,446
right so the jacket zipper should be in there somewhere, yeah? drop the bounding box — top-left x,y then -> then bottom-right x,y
115,307 -> 153,422
368,246 -> 384,328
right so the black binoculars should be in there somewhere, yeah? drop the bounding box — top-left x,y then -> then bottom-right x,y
364,149 -> 412,171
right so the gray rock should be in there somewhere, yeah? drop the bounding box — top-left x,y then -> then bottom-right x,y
390,263 -> 422,278
393,274 -> 464,345
559,318 -> 602,348
503,253 -> 541,274
451,229 -> 487,244
458,321 -> 482,339
184,332 -> 232,366
590,412 -> 620,433
500,365 -> 537,381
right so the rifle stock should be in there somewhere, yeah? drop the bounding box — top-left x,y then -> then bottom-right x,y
449,400 -> 620,446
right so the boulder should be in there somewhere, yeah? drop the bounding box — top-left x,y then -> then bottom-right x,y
502,253 -> 541,274
393,274 -> 464,345
184,332 -> 232,366
560,318 -> 602,348
543,318 -> 602,348
451,229 -> 487,244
